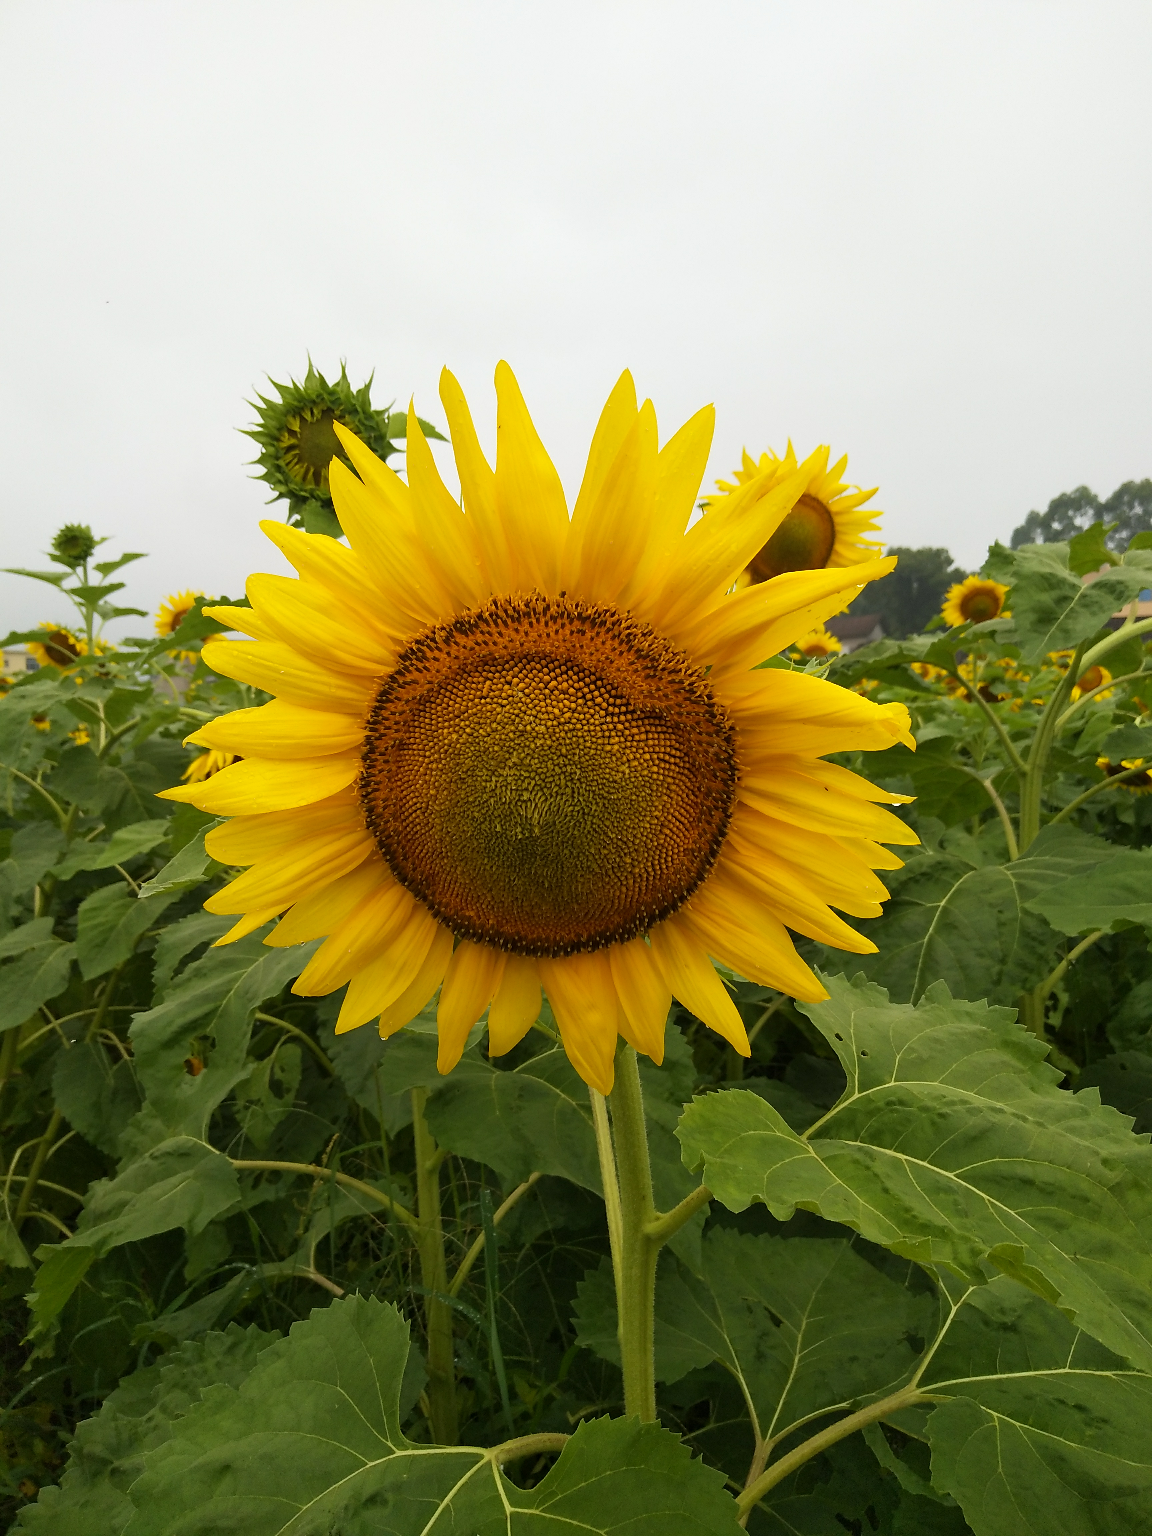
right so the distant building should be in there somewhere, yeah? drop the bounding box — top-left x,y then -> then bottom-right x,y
2,647 -> 37,676
825,614 -> 885,653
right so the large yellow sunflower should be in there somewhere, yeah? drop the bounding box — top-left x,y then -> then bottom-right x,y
159,366 -> 914,1094
706,444 -> 883,585
941,575 -> 1009,627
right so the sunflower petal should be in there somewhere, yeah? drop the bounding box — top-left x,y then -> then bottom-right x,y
438,942 -> 506,1074
649,919 -> 749,1054
334,905 -> 440,1035
561,370 -> 638,592
538,951 -> 619,1094
494,361 -> 569,596
157,754 -> 359,814
293,878 -> 417,995
201,639 -> 374,714
488,953 -> 542,1056
569,400 -> 658,607
439,366 -> 509,591
245,573 -> 395,675
405,405 -> 488,609
607,938 -> 671,1064
379,924 -> 454,1039
211,907 -> 285,946
184,699 -> 364,760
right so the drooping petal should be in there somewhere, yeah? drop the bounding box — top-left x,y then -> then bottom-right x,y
649,918 -> 749,1055
437,941 -> 506,1073
379,924 -> 454,1038
538,951 -> 620,1095
335,903 -> 440,1034
487,953 -> 543,1056
607,938 -> 671,1063
292,877 -> 417,994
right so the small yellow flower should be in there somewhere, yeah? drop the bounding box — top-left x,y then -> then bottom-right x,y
181,748 -> 239,783
27,625 -> 86,670
1097,756 -> 1152,794
1072,664 -> 1113,702
31,714 -> 51,733
155,591 -> 204,638
941,576 -> 1009,627
792,626 -> 841,659
69,724 -> 91,746
910,661 -> 948,684
706,445 -> 883,585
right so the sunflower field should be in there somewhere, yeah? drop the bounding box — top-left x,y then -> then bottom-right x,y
2,363 -> 1152,1535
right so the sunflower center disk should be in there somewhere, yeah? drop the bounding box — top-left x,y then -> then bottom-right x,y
960,590 -> 999,622
359,595 -> 739,956
748,494 -> 837,582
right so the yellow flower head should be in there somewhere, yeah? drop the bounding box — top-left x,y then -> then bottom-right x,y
27,625 -> 86,670
793,626 -> 842,660
155,591 -> 205,639
942,575 -> 1009,628
1071,664 -> 1113,702
69,724 -> 91,746
181,748 -> 239,783
1097,757 -> 1152,794
706,444 -> 883,586
160,365 -> 914,1094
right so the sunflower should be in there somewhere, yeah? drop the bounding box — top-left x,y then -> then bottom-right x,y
941,575 -> 1009,627
706,444 -> 883,585
155,590 -> 205,638
27,625 -> 86,669
792,626 -> 841,659
182,748 -> 239,784
1097,757 -> 1152,794
69,724 -> 91,746
244,360 -> 409,530
160,365 -> 914,1094
1071,663 -> 1113,702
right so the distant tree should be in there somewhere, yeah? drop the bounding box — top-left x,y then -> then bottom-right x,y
848,546 -> 964,639
1011,480 -> 1152,551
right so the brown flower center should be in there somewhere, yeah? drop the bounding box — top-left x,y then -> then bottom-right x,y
747,494 -> 836,582
959,587 -> 1002,623
359,594 -> 738,956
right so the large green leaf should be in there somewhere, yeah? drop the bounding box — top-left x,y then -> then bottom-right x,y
52,1039 -> 143,1156
677,974 -> 1152,1374
15,1323 -> 274,1535
75,883 -> 180,979
0,936 -> 76,1030
120,1295 -> 740,1535
128,931 -> 318,1137
137,824 -> 221,900
29,1137 -> 241,1331
53,820 -> 170,880
922,1279 -> 1152,1535
990,542 -> 1152,659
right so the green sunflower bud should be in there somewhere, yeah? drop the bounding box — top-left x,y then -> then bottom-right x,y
50,523 -> 98,567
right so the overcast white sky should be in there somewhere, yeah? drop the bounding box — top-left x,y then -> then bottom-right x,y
2,1 -> 1150,638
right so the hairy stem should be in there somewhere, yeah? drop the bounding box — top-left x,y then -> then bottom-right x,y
947,672 -> 1028,774
736,1385 -> 927,1522
609,1047 -> 659,1422
411,1087 -> 458,1445
230,1160 -> 418,1229
1018,640 -> 1086,851
589,1087 -> 625,1300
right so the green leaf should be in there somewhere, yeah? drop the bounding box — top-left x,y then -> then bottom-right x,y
1068,519 -> 1121,576
1078,1052 -> 1152,1135
1098,721 -> 1152,762
923,1279 -> 1152,1535
29,1138 -> 241,1331
137,823 -> 220,898
15,1324 -> 274,1535
578,1229 -> 931,1447
93,551 -> 148,577
119,1295 -> 740,1536
1,822 -> 67,895
75,883 -> 180,979
232,1044 -> 302,1150
128,932 -> 319,1137
52,1040 -> 143,1156
997,543 -> 1152,660
677,972 -> 1152,1374
150,911 -> 236,996
54,821 -> 170,880
0,916 -> 55,957
0,937 -> 76,1030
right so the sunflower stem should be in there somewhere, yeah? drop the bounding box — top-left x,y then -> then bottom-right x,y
608,1046 -> 659,1422
410,1087 -> 458,1445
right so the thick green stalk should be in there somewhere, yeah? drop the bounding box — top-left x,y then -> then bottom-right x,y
1018,641 -> 1085,852
410,1087 -> 458,1444
609,1047 -> 659,1422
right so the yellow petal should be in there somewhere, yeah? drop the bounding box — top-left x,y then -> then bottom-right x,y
293,877 -> 418,994
649,919 -> 749,1054
722,670 -> 916,754
204,827 -> 372,916
720,836 -> 878,953
184,699 -> 365,760
264,857 -> 391,948
201,605 -> 281,642
561,370 -> 638,593
158,754 -> 359,814
487,953 -> 542,1056
624,404 -> 714,615
568,400 -> 658,607
439,366 -> 510,592
494,361 -> 569,596
245,573 -> 395,675
738,772 -> 918,846
201,639 -> 374,714
379,924 -> 454,1039
328,454 -> 451,629
538,951 -> 620,1095
405,404 -> 489,610
437,941 -> 506,1073
211,907 -> 285,946
335,903 -> 440,1034
682,876 -> 827,1001
204,789 -> 360,865
607,938 -> 670,1064
259,520 -> 407,644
